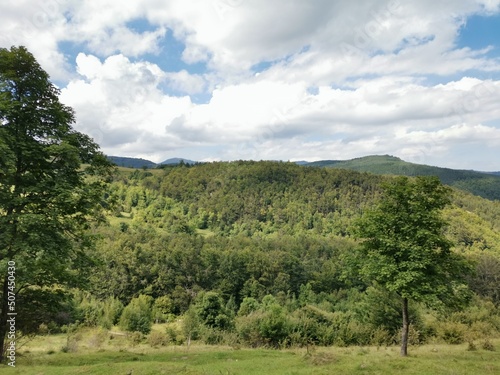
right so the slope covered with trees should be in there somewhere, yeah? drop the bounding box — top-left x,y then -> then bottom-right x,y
53,161 -> 498,349
307,155 -> 500,201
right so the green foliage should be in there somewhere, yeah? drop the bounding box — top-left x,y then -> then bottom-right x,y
0,45 -> 113,359
196,291 -> 233,330
356,176 -> 460,301
310,155 -> 500,201
119,295 -> 153,334
152,296 -> 174,323
238,297 -> 261,316
147,331 -> 169,347
355,176 -> 471,355
182,305 -> 201,346
235,294 -> 295,348
467,253 -> 500,305
15,287 -> 76,334
3,151 -> 493,351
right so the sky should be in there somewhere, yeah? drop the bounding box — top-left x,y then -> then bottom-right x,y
1,0 -> 500,170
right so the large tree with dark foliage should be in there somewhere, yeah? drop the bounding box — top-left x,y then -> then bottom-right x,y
0,46 -> 112,361
355,176 -> 468,356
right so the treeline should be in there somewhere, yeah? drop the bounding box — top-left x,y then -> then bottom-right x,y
32,162 -> 500,347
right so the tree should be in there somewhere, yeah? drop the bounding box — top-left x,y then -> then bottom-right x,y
119,295 -> 153,334
0,46 -> 112,361
355,176 -> 467,356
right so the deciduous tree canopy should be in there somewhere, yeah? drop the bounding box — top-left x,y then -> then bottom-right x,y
355,176 -> 470,355
0,45 -> 112,361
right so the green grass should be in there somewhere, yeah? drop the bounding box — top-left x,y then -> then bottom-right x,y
3,336 -> 499,375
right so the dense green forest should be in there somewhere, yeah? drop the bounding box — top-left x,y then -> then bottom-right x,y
308,155 -> 500,201
33,161 -> 500,348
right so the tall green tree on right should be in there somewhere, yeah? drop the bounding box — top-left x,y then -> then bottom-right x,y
355,176 -> 469,356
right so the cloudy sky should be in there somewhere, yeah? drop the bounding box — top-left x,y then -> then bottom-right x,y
2,0 -> 500,170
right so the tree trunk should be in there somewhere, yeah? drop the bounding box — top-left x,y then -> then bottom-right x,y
0,275 -> 10,362
401,297 -> 409,357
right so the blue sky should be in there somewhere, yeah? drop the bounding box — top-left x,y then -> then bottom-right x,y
458,13 -> 500,58
1,0 -> 500,170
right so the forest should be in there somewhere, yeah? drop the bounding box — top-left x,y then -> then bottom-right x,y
28,161 -> 500,350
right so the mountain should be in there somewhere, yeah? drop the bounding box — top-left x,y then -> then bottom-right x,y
107,156 -> 157,169
306,155 -> 500,201
159,158 -> 197,165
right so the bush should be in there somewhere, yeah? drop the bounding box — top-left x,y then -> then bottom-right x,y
236,303 -> 292,348
235,312 -> 265,347
152,296 -> 174,323
119,295 -> 153,334
436,322 -> 467,344
147,331 -> 169,347
481,339 -> 495,351
370,327 -> 393,346
101,296 -> 124,328
197,291 -> 232,329
88,328 -> 108,348
166,326 -> 184,345
238,297 -> 260,316
127,331 -> 145,346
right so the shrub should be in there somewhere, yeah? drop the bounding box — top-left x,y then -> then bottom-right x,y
165,326 -> 184,345
101,296 -> 124,328
238,297 -> 260,316
481,339 -> 495,351
258,304 -> 291,347
147,331 -> 169,347
235,312 -> 265,347
436,322 -> 467,344
119,295 -> 153,334
236,303 -> 292,348
152,296 -> 174,323
128,331 -> 145,346
370,327 -> 393,346
88,328 -> 108,348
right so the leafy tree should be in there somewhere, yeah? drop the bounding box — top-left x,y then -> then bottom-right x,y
196,291 -> 232,330
468,253 -> 500,305
182,305 -> 200,348
0,46 -> 112,360
119,294 -> 153,334
152,295 -> 174,323
355,176 -> 468,356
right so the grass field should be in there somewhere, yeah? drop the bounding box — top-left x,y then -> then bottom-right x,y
2,331 -> 498,375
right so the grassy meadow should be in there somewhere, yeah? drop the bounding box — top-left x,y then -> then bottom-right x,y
2,327 -> 498,375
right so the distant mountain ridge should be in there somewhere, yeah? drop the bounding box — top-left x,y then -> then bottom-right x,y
107,156 -> 157,169
107,156 -> 196,168
304,155 -> 500,201
159,158 -> 197,165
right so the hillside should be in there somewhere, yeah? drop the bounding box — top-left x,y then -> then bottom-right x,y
159,157 -> 197,165
107,156 -> 198,168
33,160 -> 499,350
107,156 -> 157,168
107,161 -> 500,249
307,155 -> 500,201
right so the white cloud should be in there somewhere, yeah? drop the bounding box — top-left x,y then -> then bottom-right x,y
2,0 -> 500,168
60,53 -> 194,158
165,70 -> 206,94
